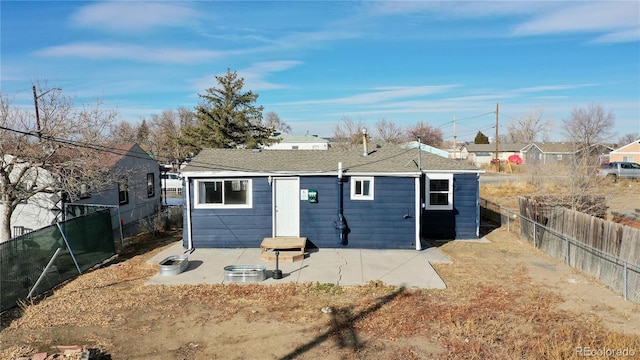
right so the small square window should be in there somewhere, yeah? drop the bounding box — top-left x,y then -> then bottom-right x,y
425,174 -> 453,210
350,177 -> 374,200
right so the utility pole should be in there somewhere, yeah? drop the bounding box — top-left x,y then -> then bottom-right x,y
32,85 -> 42,140
453,114 -> 457,160
495,102 -> 499,172
32,85 -> 61,140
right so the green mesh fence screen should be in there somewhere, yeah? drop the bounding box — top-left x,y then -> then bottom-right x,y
0,209 -> 115,312
65,203 -> 123,252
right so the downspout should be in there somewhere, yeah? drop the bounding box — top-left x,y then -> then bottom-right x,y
335,162 -> 348,246
415,177 -> 422,250
417,136 -> 423,250
185,175 -> 193,251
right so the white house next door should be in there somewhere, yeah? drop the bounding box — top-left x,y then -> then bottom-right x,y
273,177 -> 300,237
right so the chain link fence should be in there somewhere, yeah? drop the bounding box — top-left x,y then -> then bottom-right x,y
1,209 -> 116,312
480,198 -> 640,304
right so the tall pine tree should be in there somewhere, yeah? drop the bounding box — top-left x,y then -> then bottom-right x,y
182,69 -> 275,150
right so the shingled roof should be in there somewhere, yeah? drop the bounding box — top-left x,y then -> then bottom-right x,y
182,143 -> 480,175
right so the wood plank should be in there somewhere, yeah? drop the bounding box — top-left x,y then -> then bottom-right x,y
260,237 -> 307,250
260,249 -> 305,262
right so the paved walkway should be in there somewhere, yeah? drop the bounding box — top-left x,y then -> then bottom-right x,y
146,242 -> 454,289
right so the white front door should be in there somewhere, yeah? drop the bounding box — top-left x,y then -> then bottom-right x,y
273,177 -> 300,237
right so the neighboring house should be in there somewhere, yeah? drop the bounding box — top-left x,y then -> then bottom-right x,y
464,143 -> 528,166
264,132 -> 330,150
1,156 -> 59,238
161,172 -> 183,194
522,142 -> 614,165
73,143 -> 161,238
402,141 -> 449,158
608,139 -> 640,163
4,143 -> 161,239
180,143 -> 483,251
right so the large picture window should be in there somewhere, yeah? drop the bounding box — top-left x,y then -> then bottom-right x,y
195,179 -> 252,208
426,174 -> 453,210
350,177 -> 374,200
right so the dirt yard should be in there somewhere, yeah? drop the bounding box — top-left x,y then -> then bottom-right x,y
1,178 -> 639,359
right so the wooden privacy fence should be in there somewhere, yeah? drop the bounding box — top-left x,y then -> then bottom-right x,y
479,197 -> 640,304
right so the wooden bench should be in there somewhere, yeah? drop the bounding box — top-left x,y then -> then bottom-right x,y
260,237 -> 307,262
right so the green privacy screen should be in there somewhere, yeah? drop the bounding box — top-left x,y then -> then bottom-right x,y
0,209 -> 115,311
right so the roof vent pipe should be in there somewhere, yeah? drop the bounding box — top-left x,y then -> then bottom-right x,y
362,128 -> 368,156
417,136 -> 422,170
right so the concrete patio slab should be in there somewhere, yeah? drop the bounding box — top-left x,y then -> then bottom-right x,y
145,241 -> 459,289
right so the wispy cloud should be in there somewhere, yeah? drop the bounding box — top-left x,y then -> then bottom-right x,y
592,28 -> 640,44
365,1 -> 639,43
70,2 -> 197,32
36,42 -> 227,64
513,2 -> 639,42
191,61 -> 303,93
512,84 -> 597,94
240,61 -> 304,90
363,1 -> 545,18
278,85 -> 458,107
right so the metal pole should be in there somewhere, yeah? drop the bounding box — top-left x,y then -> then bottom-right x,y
27,248 -> 62,299
273,250 -> 283,279
417,136 -> 422,170
56,222 -> 82,273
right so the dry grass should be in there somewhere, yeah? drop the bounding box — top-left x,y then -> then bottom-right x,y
2,228 -> 639,359
2,179 -> 640,359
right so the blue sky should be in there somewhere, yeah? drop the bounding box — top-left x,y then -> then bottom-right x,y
2,1 -> 639,142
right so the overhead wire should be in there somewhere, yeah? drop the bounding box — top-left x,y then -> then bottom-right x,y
0,125 -> 421,175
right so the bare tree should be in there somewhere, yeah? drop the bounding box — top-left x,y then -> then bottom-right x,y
563,103 -> 615,147
375,118 -> 404,144
130,107 -> 196,164
405,121 -> 443,147
264,111 -> 291,133
111,120 -> 138,143
505,108 -> 551,143
0,84 -> 118,241
332,116 -> 367,149
618,133 -> 639,146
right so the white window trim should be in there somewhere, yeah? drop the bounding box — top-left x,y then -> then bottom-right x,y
350,176 -> 374,200
425,173 -> 453,210
193,179 -> 253,209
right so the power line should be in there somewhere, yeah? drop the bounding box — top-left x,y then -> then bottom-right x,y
0,125 -> 421,175
436,111 -> 496,129
0,125 -> 155,162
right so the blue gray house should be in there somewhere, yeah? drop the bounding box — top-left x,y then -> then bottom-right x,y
180,143 -> 482,251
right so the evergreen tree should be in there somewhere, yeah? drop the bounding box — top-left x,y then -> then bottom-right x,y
136,119 -> 150,145
474,131 -> 489,144
182,69 -> 275,150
